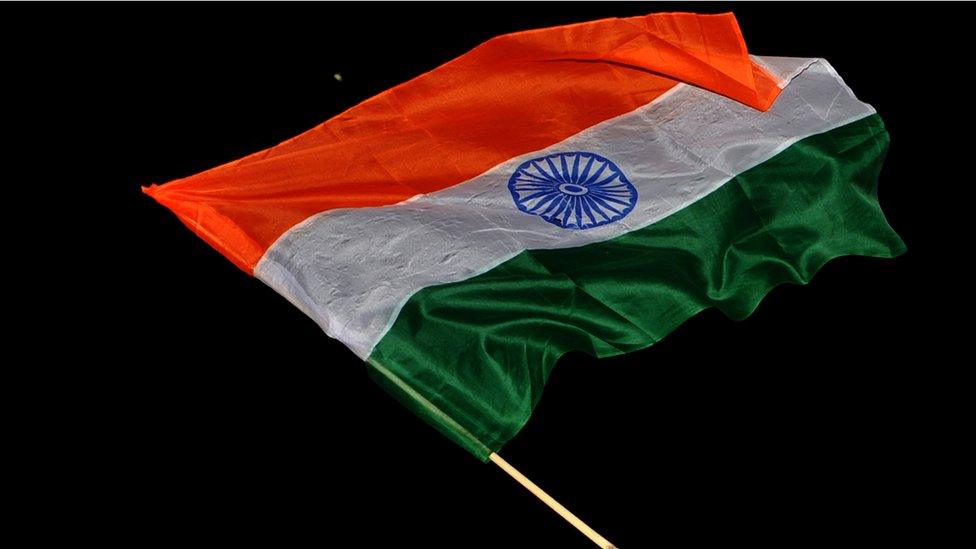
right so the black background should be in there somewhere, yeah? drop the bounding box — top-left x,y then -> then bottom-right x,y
16,2 -> 966,547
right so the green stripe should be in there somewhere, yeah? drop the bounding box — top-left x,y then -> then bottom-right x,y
367,114 -> 905,460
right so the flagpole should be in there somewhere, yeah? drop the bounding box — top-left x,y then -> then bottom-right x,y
488,453 -> 616,549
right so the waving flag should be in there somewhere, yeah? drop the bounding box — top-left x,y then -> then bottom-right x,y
146,12 -> 902,468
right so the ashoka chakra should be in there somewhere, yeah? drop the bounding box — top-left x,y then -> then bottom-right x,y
508,152 -> 637,230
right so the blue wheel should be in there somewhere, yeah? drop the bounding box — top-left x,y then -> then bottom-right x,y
508,152 -> 638,230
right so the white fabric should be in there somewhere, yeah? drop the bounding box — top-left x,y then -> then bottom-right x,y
256,57 -> 875,358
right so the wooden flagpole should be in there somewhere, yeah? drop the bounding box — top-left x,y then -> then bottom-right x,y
489,453 -> 616,548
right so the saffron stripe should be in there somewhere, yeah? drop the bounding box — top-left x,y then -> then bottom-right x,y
144,12 -> 780,272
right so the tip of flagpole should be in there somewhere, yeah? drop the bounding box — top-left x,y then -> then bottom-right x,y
489,453 -> 616,549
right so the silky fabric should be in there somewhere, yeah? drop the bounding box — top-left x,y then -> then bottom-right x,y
253,57 -> 868,360
143,12 -> 781,272
369,115 -> 905,460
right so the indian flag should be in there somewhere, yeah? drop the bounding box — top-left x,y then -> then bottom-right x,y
145,13 -> 904,461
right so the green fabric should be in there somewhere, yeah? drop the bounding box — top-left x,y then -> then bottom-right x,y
367,114 -> 905,461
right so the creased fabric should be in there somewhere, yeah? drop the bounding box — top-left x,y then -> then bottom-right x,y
254,58 -> 869,359
144,13 -> 903,461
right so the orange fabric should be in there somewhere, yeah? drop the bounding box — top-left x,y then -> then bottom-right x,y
145,12 -> 781,274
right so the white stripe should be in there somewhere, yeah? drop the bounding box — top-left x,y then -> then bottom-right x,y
256,57 -> 875,359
